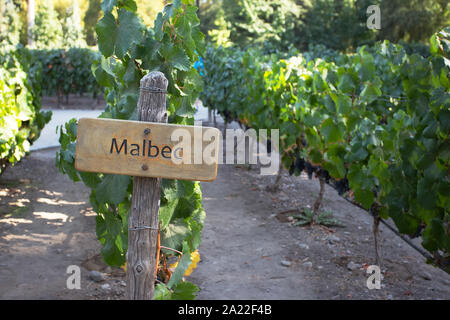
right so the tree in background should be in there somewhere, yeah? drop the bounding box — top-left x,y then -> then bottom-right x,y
135,0 -> 164,27
223,0 -> 303,50
0,0 -> 22,46
197,0 -> 231,47
54,0 -> 90,36
197,0 -> 221,38
205,0 -> 449,52
54,0 -> 72,17
83,0 -> 100,46
54,0 -> 87,18
376,0 -> 449,43
26,0 -> 35,46
301,0 -> 369,51
301,0 -> 450,50
208,7 -> 232,47
62,0 -> 86,48
4,0 -> 449,51
30,0 -> 63,48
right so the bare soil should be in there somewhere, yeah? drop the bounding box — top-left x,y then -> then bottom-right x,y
0,146 -> 449,300
0,149 -> 125,299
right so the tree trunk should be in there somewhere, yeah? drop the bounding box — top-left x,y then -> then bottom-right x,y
27,0 -> 35,47
312,176 -> 325,222
57,86 -> 62,108
266,158 -> 282,192
373,215 -> 382,268
127,71 -> 168,300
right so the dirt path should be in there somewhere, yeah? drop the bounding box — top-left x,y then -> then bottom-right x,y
0,148 -> 449,300
0,149 -> 97,299
192,164 -> 316,299
0,149 -> 127,299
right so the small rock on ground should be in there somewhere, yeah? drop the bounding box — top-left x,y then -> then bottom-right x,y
420,271 -> 432,281
328,235 -> 341,244
347,261 -> 360,271
280,260 -> 292,267
297,243 -> 309,250
101,283 -> 111,290
89,270 -> 107,282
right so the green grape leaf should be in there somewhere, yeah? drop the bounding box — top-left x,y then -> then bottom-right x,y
100,235 -> 126,266
115,9 -> 143,58
154,12 -> 165,41
354,188 -> 374,210
96,9 -> 143,58
337,73 -> 355,93
159,43 -> 191,71
79,172 -> 101,189
360,84 -> 381,103
172,281 -> 199,300
161,218 -> 190,252
417,178 -> 438,210
96,12 -> 117,57
101,0 -> 117,12
321,118 -> 344,143
154,283 -> 172,300
95,174 -> 131,206
168,241 -> 192,288
119,0 -> 137,12
422,219 -> 449,252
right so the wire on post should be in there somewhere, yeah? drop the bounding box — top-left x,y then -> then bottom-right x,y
139,86 -> 167,94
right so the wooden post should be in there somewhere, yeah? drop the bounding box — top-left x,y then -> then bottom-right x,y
127,71 -> 168,300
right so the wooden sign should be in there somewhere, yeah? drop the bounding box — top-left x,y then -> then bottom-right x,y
75,118 -> 220,182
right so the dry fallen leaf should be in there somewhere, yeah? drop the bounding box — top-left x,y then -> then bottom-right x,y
169,250 -> 201,277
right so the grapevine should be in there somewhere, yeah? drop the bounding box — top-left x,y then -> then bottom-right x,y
202,29 -> 450,271
0,45 -> 52,175
57,0 -> 206,299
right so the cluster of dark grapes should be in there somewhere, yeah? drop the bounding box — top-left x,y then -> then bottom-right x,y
288,156 -> 330,182
317,169 -> 331,183
287,154 -> 349,195
410,223 -> 426,239
288,156 -> 302,175
288,162 -> 295,175
305,162 -> 318,179
332,178 -> 350,196
295,157 -> 305,172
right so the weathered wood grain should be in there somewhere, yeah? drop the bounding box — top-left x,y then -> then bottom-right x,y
127,71 -> 169,299
74,118 -> 220,182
